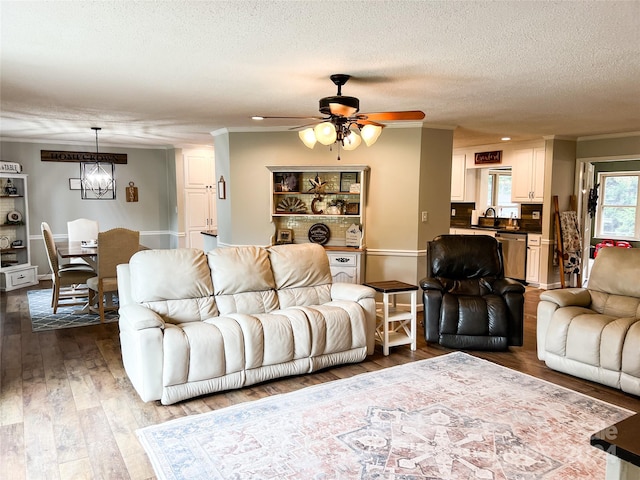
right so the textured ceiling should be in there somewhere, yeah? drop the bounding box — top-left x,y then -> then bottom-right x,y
1,1 -> 639,149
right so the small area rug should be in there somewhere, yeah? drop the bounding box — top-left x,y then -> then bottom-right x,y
137,352 -> 633,480
27,288 -> 118,331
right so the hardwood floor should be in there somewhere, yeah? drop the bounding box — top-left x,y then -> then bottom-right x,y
1,282 -> 638,479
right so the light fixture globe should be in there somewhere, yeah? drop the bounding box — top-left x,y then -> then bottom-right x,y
361,124 -> 383,146
314,122 -> 337,145
342,130 -> 361,151
298,128 -> 317,149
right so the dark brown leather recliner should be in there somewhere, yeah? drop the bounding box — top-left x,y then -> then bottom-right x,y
420,234 -> 525,350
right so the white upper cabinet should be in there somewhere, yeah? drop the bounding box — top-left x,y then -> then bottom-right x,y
450,154 -> 466,201
184,153 -> 215,188
512,147 -> 545,203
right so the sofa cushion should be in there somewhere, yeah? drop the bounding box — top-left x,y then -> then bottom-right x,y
208,246 -> 278,315
589,247 -> 640,298
269,243 -> 333,308
268,243 -> 332,289
208,246 -> 276,294
130,249 -> 213,301
129,249 -> 217,323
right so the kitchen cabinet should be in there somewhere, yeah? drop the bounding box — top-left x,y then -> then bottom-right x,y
450,154 -> 466,201
526,234 -> 541,284
1,173 -> 38,291
512,147 -> 545,203
184,152 -> 216,249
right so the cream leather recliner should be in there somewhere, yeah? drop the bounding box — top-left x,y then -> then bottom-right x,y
537,247 -> 640,395
117,243 -> 377,405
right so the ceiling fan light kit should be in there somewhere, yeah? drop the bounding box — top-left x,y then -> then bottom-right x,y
256,74 -> 424,157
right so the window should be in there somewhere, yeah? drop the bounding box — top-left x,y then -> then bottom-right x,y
596,172 -> 640,239
487,169 -> 518,218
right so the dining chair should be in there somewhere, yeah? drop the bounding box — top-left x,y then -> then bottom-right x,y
41,222 -> 96,313
87,228 -> 140,322
67,218 -> 99,265
67,218 -> 99,242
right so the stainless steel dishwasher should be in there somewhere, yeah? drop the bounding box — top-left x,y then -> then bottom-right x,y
495,232 -> 527,282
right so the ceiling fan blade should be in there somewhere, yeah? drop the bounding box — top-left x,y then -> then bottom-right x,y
356,110 -> 425,122
255,115 -> 326,120
353,119 -> 386,128
288,120 -> 324,131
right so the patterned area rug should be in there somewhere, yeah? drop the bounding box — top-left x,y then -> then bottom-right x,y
137,352 -> 633,480
27,288 -> 118,331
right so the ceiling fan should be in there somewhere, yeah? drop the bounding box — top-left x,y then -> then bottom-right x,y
253,74 -> 425,157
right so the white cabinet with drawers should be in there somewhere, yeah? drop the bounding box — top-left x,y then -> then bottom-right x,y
326,249 -> 364,284
526,234 -> 541,284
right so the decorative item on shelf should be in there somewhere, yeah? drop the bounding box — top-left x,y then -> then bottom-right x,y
11,239 -> 23,247
307,174 -> 327,194
308,223 -> 330,245
326,199 -> 346,215
0,236 -> 9,249
281,173 -> 298,192
276,197 -> 306,213
80,127 -> 116,200
0,161 -> 22,174
345,202 -> 359,215
340,172 -> 358,192
349,183 -> 361,194
126,181 -> 139,202
276,229 -> 293,244
346,223 -> 362,247
6,210 -> 23,224
4,178 -> 18,195
311,195 -> 324,214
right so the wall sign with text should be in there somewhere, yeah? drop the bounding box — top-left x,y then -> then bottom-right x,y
474,151 -> 502,165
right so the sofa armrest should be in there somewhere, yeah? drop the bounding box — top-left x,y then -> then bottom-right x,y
540,288 -> 591,308
493,277 -> 526,296
331,282 -> 376,302
331,283 -> 377,355
118,304 -> 165,331
419,277 -> 444,292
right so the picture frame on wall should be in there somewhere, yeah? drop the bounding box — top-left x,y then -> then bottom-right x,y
69,178 -> 81,190
340,172 -> 359,192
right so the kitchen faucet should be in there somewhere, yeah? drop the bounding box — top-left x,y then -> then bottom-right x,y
484,207 -> 499,226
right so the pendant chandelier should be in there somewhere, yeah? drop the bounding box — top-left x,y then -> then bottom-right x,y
80,127 -> 116,199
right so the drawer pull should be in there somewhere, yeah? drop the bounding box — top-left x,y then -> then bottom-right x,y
336,257 -> 350,263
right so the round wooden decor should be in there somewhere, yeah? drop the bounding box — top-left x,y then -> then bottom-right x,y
308,223 -> 330,245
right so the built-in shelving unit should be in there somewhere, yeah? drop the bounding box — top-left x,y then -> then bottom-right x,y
267,165 -> 369,284
1,173 -> 38,291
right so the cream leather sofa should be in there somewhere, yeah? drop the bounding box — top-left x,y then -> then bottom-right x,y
537,247 -> 640,395
116,243 -> 377,405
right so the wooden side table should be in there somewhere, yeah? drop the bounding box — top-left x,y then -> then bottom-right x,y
364,280 -> 418,356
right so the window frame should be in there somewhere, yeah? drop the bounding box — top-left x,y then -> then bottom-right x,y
595,171 -> 640,240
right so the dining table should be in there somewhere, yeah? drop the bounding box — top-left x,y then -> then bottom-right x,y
56,240 -> 98,269
55,240 -> 148,313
